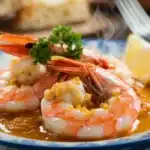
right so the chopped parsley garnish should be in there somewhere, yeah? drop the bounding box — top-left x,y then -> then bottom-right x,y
30,38 -> 51,64
29,25 -> 83,64
49,26 -> 83,59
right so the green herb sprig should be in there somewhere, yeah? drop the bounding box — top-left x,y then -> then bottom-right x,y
29,25 -> 83,64
30,38 -> 51,64
49,25 -> 83,59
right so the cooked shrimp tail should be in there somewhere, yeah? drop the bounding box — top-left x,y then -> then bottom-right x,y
0,44 -> 29,57
0,33 -> 37,57
0,33 -> 37,45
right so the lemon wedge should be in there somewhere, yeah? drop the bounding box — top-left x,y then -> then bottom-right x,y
124,34 -> 150,83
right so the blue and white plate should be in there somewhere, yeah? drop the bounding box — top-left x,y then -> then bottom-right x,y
0,39 -> 150,150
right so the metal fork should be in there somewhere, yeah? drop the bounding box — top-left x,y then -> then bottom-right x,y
114,0 -> 150,41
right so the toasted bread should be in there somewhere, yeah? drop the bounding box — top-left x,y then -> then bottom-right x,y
16,0 -> 91,30
0,0 -> 21,18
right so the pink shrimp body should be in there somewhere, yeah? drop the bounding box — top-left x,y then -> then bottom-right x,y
0,56 -> 58,112
0,33 -> 61,112
41,69 -> 140,139
0,70 -> 39,112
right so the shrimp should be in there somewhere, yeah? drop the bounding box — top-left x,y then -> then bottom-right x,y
0,33 -> 37,57
0,33 -> 58,112
0,33 -> 114,70
9,56 -> 59,100
10,56 -> 47,85
0,69 -> 39,112
41,77 -> 92,137
41,57 -> 141,139
0,57 -> 58,112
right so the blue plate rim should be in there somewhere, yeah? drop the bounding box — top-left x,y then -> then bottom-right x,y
0,131 -> 150,148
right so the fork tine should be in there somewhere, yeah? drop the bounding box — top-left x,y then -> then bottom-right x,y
127,0 -> 150,30
126,0 -> 150,35
126,0 -> 145,24
115,0 -> 150,35
115,0 -> 140,34
129,0 -> 150,36
133,0 -> 150,23
123,0 -> 149,35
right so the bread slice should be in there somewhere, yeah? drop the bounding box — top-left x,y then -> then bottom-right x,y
0,0 -> 21,18
16,0 -> 91,30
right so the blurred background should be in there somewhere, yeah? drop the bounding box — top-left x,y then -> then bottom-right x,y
0,0 -> 149,39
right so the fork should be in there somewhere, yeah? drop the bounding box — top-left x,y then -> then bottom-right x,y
114,0 -> 150,42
